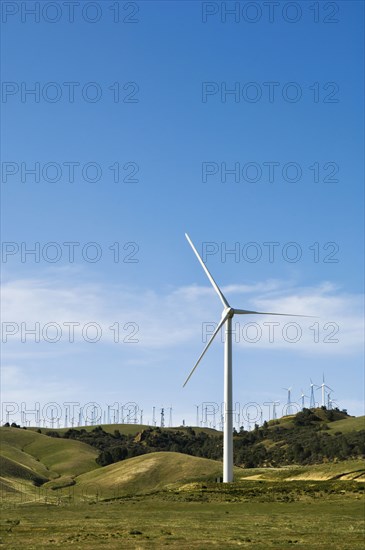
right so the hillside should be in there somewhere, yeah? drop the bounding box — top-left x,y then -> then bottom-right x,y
0,427 -> 100,501
234,409 -> 364,467
1,427 -> 99,476
1,410 -> 364,504
74,451 -> 235,499
24,409 -> 364,469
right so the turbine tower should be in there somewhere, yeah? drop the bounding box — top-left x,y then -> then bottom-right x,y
327,392 -> 333,410
283,387 -> 292,415
195,404 -> 199,427
300,388 -> 310,410
272,401 -> 279,420
182,233 -> 314,482
168,406 -> 173,428
152,406 -> 156,426
318,374 -> 333,408
309,379 -> 318,409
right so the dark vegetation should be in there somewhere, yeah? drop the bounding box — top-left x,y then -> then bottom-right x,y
234,409 -> 365,467
17,408 -> 363,468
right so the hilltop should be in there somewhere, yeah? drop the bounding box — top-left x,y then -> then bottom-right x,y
74,452 -> 235,499
21,408 -> 364,469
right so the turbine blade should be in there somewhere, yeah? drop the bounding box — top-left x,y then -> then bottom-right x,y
233,308 -> 316,317
183,311 -> 229,387
185,233 -> 229,308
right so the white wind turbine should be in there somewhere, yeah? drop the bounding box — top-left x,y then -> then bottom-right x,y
182,233 -> 315,482
309,379 -> 319,409
318,374 -> 333,408
283,386 -> 293,415
300,388 -> 310,410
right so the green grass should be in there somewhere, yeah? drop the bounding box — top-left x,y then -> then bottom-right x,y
0,455 -> 48,485
236,460 -> 365,482
1,428 -> 99,478
1,442 -> 54,480
74,452 -> 240,499
328,416 -> 365,434
0,492 -> 364,549
1,426 -> 364,548
0,427 -> 99,502
23,437 -> 99,476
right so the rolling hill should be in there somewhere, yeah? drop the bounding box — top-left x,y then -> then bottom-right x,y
1,411 -> 364,504
0,427 -> 100,501
1,427 -> 99,476
73,451 -> 234,499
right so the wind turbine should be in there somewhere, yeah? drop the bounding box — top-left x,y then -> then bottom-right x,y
272,401 -> 279,420
309,379 -> 319,409
300,388 -> 310,410
283,387 -> 292,415
318,374 -> 333,408
182,233 -> 314,482
328,394 -> 338,410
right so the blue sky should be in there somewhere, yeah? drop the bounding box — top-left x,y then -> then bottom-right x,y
1,1 -> 364,427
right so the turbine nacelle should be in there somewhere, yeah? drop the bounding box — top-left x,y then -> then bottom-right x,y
223,307 -> 234,319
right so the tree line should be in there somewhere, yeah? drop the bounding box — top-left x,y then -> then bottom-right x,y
33,407 -> 364,468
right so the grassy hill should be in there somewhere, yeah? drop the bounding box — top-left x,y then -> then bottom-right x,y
74,451 -> 237,499
236,459 -> 365,482
328,416 -> 365,434
1,411 -> 364,505
1,427 -> 99,476
266,410 -> 364,428
0,427 -> 100,502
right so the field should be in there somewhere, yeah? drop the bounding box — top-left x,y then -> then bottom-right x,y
1,485 -> 364,549
1,424 -> 364,548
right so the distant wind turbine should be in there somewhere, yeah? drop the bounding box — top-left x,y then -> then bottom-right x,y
272,401 -> 279,421
182,233 -> 315,482
309,379 -> 319,409
318,374 -> 333,407
300,388 -> 310,410
283,387 -> 293,415
328,393 -> 338,410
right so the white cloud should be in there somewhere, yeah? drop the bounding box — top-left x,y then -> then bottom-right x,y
0,275 -> 363,357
